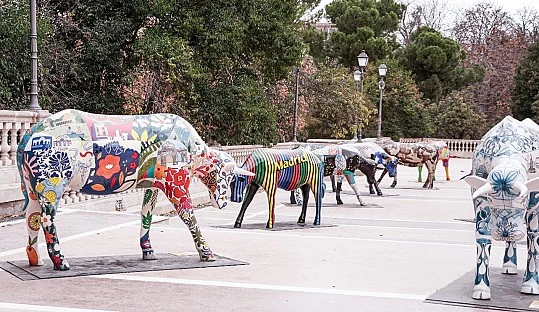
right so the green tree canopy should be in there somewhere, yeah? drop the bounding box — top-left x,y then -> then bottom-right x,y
431,92 -> 487,139
400,26 -> 484,102
325,0 -> 405,67
512,41 -> 539,121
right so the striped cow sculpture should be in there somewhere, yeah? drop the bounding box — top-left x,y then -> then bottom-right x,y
16,109 -> 247,270
231,148 -> 325,229
464,116 -> 539,299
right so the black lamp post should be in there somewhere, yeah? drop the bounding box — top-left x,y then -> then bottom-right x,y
377,64 -> 388,139
28,0 -> 41,110
354,50 -> 368,142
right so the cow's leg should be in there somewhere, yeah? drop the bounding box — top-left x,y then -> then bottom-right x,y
377,168 -> 387,184
391,173 -> 397,188
234,183 -> 260,228
37,179 -> 70,270
473,196 -> 492,300
364,169 -> 382,196
522,196 -> 539,294
290,191 -> 297,205
345,174 -> 366,206
266,188 -> 278,229
423,161 -> 435,189
25,197 -> 44,266
311,176 -> 324,226
335,175 -> 344,205
418,165 -> 423,182
443,159 -> 450,181
140,187 -> 159,260
502,241 -> 518,274
174,203 -> 215,261
297,184 -> 310,224
330,175 -> 336,192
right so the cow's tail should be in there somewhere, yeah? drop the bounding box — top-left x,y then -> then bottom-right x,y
16,131 -> 32,211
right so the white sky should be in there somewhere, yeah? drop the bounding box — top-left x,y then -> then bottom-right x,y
316,0 -> 539,18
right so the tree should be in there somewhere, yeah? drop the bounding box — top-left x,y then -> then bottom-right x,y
452,3 -> 527,122
325,0 -> 405,68
361,59 -> 432,139
400,26 -> 484,103
513,41 -> 539,121
431,92 -> 487,139
398,0 -> 452,45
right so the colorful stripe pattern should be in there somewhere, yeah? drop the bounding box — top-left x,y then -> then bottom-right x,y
231,148 -> 325,228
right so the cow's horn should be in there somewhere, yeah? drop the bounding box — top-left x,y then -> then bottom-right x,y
514,182 -> 529,198
472,183 -> 493,199
234,167 -> 255,176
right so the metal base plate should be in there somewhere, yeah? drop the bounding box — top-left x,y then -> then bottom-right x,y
0,253 -> 248,281
425,268 -> 539,311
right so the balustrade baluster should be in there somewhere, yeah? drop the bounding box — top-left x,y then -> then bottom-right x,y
0,125 -> 11,166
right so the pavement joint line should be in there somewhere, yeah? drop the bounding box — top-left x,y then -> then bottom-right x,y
0,302 -> 118,312
143,225 -> 512,249
0,216 -> 166,259
89,274 -> 427,301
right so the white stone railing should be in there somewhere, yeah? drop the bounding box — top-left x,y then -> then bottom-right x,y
399,138 -> 480,158
0,109 -> 480,211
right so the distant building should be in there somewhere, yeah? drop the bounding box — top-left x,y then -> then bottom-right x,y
314,21 -> 337,35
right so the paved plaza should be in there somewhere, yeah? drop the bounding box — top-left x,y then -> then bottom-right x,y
0,159 -> 524,311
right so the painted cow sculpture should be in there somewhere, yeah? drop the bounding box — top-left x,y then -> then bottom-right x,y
344,142 -> 398,189
378,142 -> 438,189
418,140 -> 450,182
16,109 -> 247,270
290,145 -> 374,206
463,116 -> 539,299
230,148 -> 325,229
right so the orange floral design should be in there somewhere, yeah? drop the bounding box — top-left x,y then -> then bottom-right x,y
96,155 -> 121,179
26,246 -> 39,266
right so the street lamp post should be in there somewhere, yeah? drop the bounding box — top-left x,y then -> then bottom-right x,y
355,50 -> 368,142
28,0 -> 41,110
377,64 -> 388,139
292,67 -> 300,142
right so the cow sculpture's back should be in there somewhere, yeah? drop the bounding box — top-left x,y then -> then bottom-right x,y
17,109 -> 243,270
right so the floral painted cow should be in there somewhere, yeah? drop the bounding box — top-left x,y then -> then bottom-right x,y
230,148 -> 325,229
17,109 -> 247,270
378,142 -> 439,189
464,116 -> 539,299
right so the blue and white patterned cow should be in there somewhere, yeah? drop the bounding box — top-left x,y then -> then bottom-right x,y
464,116 -> 539,299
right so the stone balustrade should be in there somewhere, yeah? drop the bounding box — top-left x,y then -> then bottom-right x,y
0,109 -> 482,217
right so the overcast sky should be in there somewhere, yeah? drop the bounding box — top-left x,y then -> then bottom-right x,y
316,0 -> 539,17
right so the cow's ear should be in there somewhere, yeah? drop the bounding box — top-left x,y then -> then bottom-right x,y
464,176 -> 488,189
526,177 -> 539,192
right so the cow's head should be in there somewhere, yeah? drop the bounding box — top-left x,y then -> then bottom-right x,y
371,152 -> 398,177
465,161 -> 539,241
191,148 -> 252,209
230,172 -> 252,203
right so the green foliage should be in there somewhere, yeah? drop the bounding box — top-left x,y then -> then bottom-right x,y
302,65 -> 371,139
400,27 -> 484,102
430,92 -> 487,139
325,0 -> 405,67
361,59 -> 432,139
512,41 -> 539,120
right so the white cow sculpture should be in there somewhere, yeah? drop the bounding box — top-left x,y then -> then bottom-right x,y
464,116 -> 539,299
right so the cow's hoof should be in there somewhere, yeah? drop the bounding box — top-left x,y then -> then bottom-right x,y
313,222 -> 320,226
234,222 -> 242,228
337,199 -> 343,205
418,179 -> 422,183
142,249 -> 157,260
200,252 -> 216,262
359,202 -> 367,206
472,284 -> 491,300
502,263 -> 517,275
369,191 -> 375,195
266,222 -> 274,229
54,261 -> 71,271
521,280 -> 539,294
297,218 -> 306,225
377,192 -> 383,196
390,183 -> 396,188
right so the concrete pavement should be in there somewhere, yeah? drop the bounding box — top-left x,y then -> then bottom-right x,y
0,159 -> 512,311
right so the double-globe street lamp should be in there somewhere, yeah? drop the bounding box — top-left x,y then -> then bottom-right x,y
353,50 -> 369,142
377,64 -> 388,139
29,0 -> 41,110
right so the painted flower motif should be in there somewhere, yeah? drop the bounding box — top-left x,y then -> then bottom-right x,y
41,213 -> 52,227
96,155 -> 121,179
28,212 -> 41,231
129,162 -> 137,170
49,152 -> 70,169
35,182 -> 45,194
490,170 -> 519,197
45,231 -> 54,244
131,151 -> 139,159
44,190 -> 57,204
